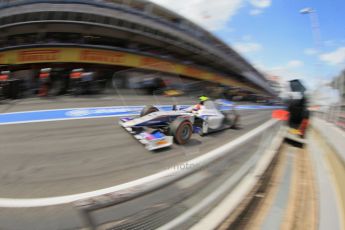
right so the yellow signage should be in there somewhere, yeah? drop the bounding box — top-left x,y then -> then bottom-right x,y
17,49 -> 61,63
0,47 -> 260,93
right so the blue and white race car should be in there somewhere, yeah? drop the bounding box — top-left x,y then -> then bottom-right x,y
119,100 -> 239,150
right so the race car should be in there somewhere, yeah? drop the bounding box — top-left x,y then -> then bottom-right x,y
119,100 -> 239,150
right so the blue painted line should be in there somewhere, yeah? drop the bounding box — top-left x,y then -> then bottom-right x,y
0,105 -> 176,125
0,104 -> 285,125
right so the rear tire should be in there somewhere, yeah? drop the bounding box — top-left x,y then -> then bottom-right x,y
224,111 -> 239,128
170,118 -> 193,145
140,105 -> 159,117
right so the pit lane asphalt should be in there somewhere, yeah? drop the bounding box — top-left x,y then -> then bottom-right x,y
0,96 -> 273,198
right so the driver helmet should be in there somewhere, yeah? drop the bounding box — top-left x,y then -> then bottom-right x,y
199,95 -> 209,105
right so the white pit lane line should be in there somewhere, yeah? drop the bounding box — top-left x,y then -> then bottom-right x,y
0,119 -> 277,208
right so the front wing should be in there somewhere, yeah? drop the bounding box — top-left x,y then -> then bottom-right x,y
119,117 -> 173,151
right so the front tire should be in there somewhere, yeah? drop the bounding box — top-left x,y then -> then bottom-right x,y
170,118 -> 193,145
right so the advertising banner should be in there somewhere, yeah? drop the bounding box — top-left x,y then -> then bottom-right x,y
0,47 -> 259,92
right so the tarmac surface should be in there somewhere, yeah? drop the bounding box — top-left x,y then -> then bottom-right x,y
0,96 -> 274,198
0,95 -> 276,229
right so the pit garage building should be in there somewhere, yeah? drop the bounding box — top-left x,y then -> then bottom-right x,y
0,0 -> 275,96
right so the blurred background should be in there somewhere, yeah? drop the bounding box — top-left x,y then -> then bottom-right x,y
0,1 -> 345,230
0,0 -> 281,104
0,1 -> 343,117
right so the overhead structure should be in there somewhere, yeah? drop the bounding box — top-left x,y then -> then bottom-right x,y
0,0 -> 274,95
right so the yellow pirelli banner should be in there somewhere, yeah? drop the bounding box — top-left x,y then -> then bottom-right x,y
0,47 -> 260,92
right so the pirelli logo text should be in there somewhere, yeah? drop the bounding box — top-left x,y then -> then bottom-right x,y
80,50 -> 125,64
140,57 -> 173,72
184,67 -> 204,77
18,50 -> 60,62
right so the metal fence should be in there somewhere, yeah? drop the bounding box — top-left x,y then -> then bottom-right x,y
314,103 -> 345,131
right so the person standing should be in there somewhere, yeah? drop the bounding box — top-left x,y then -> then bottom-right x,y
38,68 -> 51,97
70,68 -> 83,95
0,71 -> 10,99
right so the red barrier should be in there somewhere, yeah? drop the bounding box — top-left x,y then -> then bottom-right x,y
272,110 -> 289,121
